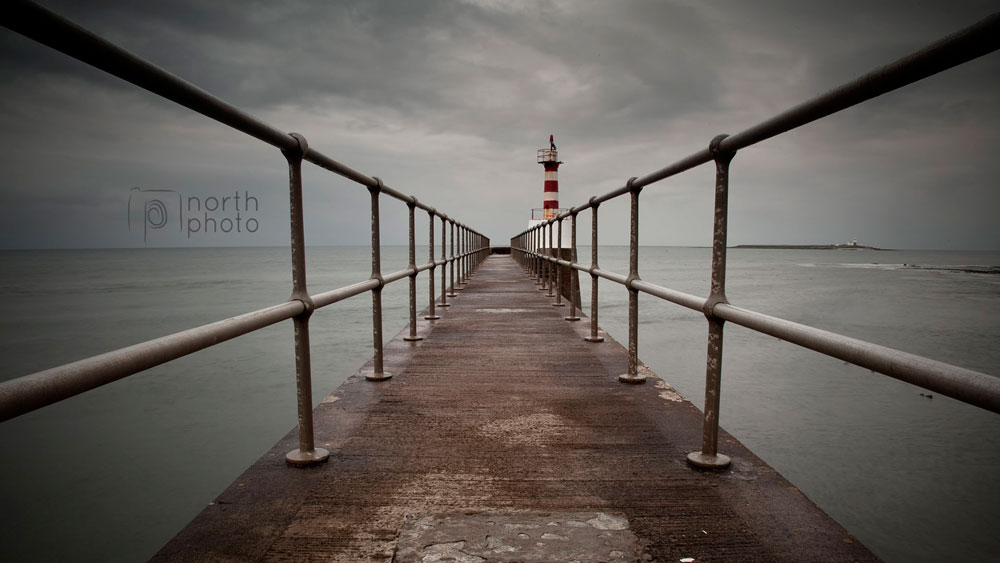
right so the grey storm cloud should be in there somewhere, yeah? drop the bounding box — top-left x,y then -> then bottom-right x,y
0,0 -> 998,249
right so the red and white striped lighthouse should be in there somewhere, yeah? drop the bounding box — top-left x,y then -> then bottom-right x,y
530,135 -> 570,248
538,134 -> 562,219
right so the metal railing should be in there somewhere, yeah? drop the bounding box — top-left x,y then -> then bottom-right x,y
0,1 -> 490,466
511,12 -> 1000,469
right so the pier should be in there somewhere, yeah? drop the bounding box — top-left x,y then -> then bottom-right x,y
2,4 -> 999,562
152,254 -> 875,562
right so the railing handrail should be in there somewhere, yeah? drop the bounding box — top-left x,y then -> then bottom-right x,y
1,1 -> 482,224
521,12 -> 1000,222
0,0 -> 492,467
561,258 -> 1000,413
510,12 -> 1000,468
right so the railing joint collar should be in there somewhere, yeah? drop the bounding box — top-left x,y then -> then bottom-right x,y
626,176 -> 641,194
281,132 -> 308,162
709,134 -> 736,164
290,293 -> 315,318
703,293 -> 729,320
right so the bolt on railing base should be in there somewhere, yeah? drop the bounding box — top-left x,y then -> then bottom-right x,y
285,447 -> 330,467
564,315 -> 581,321
618,373 -> 646,384
365,371 -> 393,382
686,451 -> 731,469
584,335 -> 605,343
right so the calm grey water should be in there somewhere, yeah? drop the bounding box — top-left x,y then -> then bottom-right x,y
0,246 -> 997,562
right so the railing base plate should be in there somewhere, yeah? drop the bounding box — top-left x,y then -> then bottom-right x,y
424,315 -> 441,320
584,336 -> 605,343
686,451 -> 731,469
403,335 -> 424,341
365,371 -> 393,382
618,373 -> 646,384
285,447 -> 330,467
565,316 -> 581,321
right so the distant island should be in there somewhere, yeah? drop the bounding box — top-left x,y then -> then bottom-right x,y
734,243 -> 891,251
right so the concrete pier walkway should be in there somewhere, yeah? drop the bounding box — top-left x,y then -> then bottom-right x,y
153,255 -> 877,562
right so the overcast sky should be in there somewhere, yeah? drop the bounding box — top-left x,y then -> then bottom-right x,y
1,0 -> 997,250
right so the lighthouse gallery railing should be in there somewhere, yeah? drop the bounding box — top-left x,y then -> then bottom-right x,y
0,1 -> 490,465
511,12 -> 1000,468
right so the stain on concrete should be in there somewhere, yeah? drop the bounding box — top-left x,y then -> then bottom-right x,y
653,378 -> 683,402
478,412 -> 566,446
393,512 -> 642,562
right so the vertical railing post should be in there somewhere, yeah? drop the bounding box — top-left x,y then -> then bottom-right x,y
542,224 -> 546,287
585,200 -> 604,343
455,225 -> 465,290
526,230 -> 532,276
541,225 -> 549,290
448,219 -> 457,297
688,135 -> 735,469
538,223 -> 549,291
439,215 -> 450,308
459,222 -> 463,288
404,198 -> 422,342
365,177 -> 391,382
545,222 -> 555,295
425,210 -> 440,320
565,211 -> 580,321
466,229 -> 472,279
536,226 -> 544,284
553,217 -> 565,306
619,177 -> 645,384
515,231 -> 528,273
537,226 -> 545,289
530,228 -> 538,281
282,133 -> 329,466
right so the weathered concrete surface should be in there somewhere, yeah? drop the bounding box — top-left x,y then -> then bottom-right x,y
152,255 -> 878,562
394,512 -> 641,562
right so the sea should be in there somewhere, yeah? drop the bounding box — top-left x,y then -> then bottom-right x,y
0,246 -> 998,562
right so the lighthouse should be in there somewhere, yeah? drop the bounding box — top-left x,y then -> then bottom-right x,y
539,134 -> 561,219
530,134 -> 571,248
